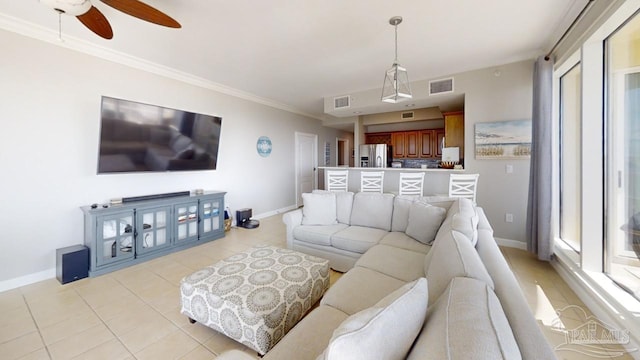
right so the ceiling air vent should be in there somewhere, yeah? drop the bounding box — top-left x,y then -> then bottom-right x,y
333,95 -> 351,109
429,77 -> 454,95
401,111 -> 414,120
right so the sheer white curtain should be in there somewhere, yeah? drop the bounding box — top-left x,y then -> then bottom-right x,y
526,56 -> 554,261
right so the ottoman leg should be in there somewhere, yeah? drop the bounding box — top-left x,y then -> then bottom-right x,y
188,317 -> 196,324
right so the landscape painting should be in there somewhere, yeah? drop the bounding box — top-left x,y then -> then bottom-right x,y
475,120 -> 532,159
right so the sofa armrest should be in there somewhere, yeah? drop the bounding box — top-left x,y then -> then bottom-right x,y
282,209 -> 303,249
476,207 -> 494,234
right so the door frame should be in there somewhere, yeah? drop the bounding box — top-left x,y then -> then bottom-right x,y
295,132 -> 318,207
336,138 -> 349,167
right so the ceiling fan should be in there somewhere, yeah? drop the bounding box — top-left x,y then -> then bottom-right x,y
39,0 -> 181,40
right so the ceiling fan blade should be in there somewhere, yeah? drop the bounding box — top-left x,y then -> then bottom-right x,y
100,0 -> 181,28
77,5 -> 113,39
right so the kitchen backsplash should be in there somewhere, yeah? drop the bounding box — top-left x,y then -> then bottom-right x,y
395,158 -> 441,168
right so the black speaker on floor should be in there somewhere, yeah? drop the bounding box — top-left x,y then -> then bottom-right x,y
56,245 -> 89,284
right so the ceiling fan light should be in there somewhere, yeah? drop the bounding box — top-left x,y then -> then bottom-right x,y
40,0 -> 91,16
381,63 -> 412,103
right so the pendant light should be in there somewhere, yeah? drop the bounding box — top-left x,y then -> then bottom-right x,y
381,16 -> 412,103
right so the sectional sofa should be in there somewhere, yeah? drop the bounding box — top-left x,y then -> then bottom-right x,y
218,192 -> 556,359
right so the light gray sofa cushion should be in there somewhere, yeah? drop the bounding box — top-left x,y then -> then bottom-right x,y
349,192 -> 395,231
424,229 -> 494,305
355,244 -> 426,282
379,232 -> 430,254
313,190 -> 354,224
319,278 -> 428,360
408,277 -> 521,360
293,224 -> 349,246
330,226 -> 387,254
406,201 -> 447,244
302,193 -> 338,225
321,267 -> 405,315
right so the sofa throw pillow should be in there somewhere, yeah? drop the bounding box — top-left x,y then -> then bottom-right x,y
405,201 -> 447,245
313,190 -> 354,224
391,195 -> 414,232
302,193 -> 338,225
349,192 -> 395,231
317,278 -> 428,360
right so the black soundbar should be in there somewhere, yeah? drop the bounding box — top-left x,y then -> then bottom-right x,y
122,191 -> 190,203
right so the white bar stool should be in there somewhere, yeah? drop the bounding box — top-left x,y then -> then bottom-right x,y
360,171 -> 385,193
326,170 -> 349,192
448,174 -> 480,203
399,172 -> 425,196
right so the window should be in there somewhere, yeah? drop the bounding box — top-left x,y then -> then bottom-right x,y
606,12 -> 640,300
559,63 -> 582,252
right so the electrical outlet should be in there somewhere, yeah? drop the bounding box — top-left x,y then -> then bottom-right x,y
505,213 -> 513,223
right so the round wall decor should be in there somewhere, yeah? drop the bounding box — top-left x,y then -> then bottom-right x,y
257,136 -> 272,157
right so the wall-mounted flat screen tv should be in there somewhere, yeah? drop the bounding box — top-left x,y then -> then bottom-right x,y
97,96 -> 222,174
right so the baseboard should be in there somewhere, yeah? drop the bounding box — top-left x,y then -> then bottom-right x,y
0,268 -> 56,293
494,237 -> 527,250
253,205 -> 298,220
0,205 -> 298,293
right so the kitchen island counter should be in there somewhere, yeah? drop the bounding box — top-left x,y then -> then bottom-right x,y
318,167 -> 465,194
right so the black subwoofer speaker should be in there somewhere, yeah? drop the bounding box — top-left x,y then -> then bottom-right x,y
56,245 -> 89,284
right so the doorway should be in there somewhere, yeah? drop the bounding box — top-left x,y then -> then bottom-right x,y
337,138 -> 349,167
295,132 -> 318,207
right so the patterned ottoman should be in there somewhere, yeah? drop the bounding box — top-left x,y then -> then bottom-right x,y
180,246 -> 330,355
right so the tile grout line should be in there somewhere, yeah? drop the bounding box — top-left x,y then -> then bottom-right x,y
18,291 -> 53,360
66,286 -> 131,360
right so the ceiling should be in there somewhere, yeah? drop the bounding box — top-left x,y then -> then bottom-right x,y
0,0 -> 587,122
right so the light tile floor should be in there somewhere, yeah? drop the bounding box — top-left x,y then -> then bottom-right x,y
0,215 -> 636,359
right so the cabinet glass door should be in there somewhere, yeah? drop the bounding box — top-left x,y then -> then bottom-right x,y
175,202 -> 199,245
135,206 -> 171,256
199,199 -> 221,240
97,212 -> 134,266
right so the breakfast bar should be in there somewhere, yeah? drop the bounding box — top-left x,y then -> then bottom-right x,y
318,167 -> 465,195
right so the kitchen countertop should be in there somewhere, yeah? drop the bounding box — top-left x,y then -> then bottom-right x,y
318,166 -> 464,172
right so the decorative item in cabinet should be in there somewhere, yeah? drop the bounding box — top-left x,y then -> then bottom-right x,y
95,211 -> 135,267
175,201 -> 199,245
135,205 -> 172,257
199,197 -> 222,240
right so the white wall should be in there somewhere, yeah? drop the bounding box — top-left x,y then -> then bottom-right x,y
0,29 -> 346,287
456,60 -> 534,243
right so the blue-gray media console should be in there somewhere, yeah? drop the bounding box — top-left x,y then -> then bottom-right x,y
81,191 -> 225,276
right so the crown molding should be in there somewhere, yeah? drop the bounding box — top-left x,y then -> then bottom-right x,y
0,12 -> 324,121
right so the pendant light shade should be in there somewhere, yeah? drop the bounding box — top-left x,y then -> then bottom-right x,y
381,16 -> 412,103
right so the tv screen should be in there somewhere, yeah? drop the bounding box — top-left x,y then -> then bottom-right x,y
97,96 -> 222,174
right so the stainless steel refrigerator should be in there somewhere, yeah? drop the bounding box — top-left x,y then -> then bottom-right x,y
359,144 -> 392,168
